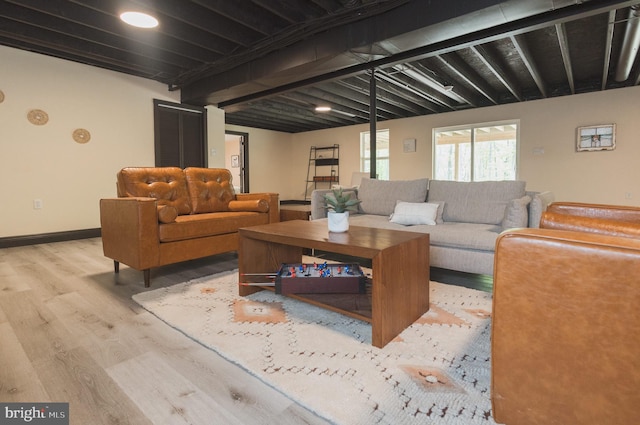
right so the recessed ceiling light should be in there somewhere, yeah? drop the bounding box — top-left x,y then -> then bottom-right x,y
315,106 -> 332,112
120,11 -> 159,29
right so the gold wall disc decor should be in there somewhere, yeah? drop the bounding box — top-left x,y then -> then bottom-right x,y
27,109 -> 49,125
72,128 -> 91,144
0,90 -> 4,103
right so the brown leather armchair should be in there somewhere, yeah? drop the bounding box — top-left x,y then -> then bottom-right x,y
491,202 -> 640,425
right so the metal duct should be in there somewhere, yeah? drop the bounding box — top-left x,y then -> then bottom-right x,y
615,4 -> 640,82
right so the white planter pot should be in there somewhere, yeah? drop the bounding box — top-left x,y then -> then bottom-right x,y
327,211 -> 349,233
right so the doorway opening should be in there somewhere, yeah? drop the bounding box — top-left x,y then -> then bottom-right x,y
224,131 -> 249,193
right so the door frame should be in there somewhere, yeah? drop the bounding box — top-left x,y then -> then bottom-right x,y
225,130 -> 249,193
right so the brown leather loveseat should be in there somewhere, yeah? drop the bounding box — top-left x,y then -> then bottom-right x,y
491,202 -> 640,425
100,167 -> 279,287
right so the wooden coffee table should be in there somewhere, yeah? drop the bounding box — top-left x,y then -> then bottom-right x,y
238,220 -> 430,348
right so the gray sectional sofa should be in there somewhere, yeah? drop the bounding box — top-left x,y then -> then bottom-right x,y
310,178 -> 554,276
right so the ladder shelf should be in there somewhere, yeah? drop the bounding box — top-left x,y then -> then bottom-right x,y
304,144 -> 339,200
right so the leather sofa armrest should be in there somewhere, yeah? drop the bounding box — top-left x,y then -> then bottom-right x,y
540,211 -> 640,238
491,228 -> 640,425
235,193 -> 280,223
99,197 -> 161,270
547,201 -> 640,223
228,199 -> 269,213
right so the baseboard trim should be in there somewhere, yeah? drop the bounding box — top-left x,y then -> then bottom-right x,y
0,228 -> 101,248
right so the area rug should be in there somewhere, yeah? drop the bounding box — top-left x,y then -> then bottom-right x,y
132,269 -> 496,425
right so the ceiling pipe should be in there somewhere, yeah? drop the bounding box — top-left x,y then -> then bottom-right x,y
615,4 -> 640,82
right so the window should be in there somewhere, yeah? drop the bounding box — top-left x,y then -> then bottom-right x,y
360,129 -> 389,180
433,121 -> 518,181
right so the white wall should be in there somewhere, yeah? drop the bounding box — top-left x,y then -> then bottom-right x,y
0,46 -> 183,237
206,106 -> 226,168
2,44 -> 639,238
288,86 -> 640,206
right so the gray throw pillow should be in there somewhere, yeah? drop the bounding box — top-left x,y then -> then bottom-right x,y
358,178 -> 429,216
529,191 -> 555,228
502,195 -> 532,229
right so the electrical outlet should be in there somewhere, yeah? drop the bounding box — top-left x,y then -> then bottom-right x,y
625,192 -> 632,200
33,199 -> 43,209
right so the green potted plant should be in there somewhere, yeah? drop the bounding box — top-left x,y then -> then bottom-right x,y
324,188 -> 361,232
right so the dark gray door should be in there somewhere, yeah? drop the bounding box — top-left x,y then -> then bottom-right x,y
154,100 -> 207,168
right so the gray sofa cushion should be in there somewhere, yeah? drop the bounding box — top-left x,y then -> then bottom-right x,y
428,180 -> 526,225
358,178 -> 429,216
347,214 -> 501,251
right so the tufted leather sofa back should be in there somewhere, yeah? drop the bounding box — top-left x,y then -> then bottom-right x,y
116,167 -> 238,215
117,167 -> 192,215
184,167 -> 236,213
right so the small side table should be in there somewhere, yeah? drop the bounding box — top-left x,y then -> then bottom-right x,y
280,204 -> 311,222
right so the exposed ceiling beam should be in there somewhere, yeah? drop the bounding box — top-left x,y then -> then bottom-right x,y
380,68 -> 456,110
510,34 -> 548,97
375,71 -> 444,113
555,22 -> 576,94
470,44 -> 523,101
290,88 -> 368,120
279,91 -> 366,122
192,0 -> 639,106
4,0 -> 639,133
402,62 -> 470,106
331,79 -> 397,121
434,53 -> 501,104
366,76 -> 436,116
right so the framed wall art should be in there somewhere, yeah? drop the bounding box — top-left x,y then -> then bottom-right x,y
576,124 -> 616,152
231,154 -> 239,168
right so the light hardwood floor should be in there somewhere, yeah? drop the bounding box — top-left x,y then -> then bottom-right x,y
0,238 -> 330,425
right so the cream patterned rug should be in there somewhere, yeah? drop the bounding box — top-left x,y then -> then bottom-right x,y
133,269 -> 496,425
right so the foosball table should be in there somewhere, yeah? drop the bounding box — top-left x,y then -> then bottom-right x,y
241,261 -> 367,295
